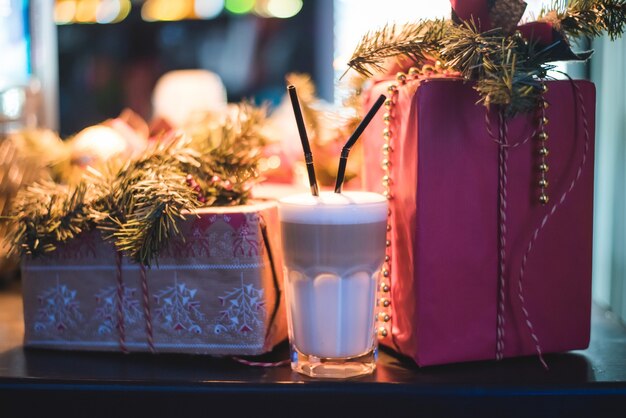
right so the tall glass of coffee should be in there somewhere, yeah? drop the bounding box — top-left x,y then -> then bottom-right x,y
278,191 -> 388,378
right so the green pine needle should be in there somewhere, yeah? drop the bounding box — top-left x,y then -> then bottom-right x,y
185,101 -> 268,206
542,0 -> 626,41
346,0 -> 626,115
9,180 -> 93,258
8,102 -> 269,267
347,20 -> 449,78
92,134 -> 202,266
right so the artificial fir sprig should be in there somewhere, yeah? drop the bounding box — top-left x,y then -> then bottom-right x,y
89,134 -> 200,227
9,102 -> 270,266
439,22 -> 552,114
0,131 -> 61,264
108,165 -> 200,267
91,135 -> 202,266
541,0 -> 626,40
346,0 -> 626,116
10,180 -> 93,258
186,101 -> 268,206
347,19 -> 449,78
438,23 -> 506,80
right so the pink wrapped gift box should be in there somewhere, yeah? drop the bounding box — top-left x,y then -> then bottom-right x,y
362,77 -> 595,366
21,201 -> 287,356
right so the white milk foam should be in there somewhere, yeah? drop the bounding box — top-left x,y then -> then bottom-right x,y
278,191 -> 387,224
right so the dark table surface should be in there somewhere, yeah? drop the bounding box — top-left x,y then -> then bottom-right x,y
2,281 -> 626,418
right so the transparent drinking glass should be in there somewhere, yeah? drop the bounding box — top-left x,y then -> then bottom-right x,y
278,191 -> 388,379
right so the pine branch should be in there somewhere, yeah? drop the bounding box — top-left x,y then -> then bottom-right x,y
109,166 -> 199,267
347,20 -> 449,77
347,19 -> 552,115
541,0 -> 626,40
440,23 -> 551,115
345,0 -> 626,116
93,134 -> 202,266
474,51 -> 548,116
90,134 -> 200,227
9,180 -> 93,258
0,132 -> 58,260
186,101 -> 267,206
5,107 -> 269,266
439,22 -> 507,80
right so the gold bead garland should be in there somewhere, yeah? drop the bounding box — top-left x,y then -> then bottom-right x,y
376,71 -> 401,339
537,85 -> 550,205
374,65 -> 550,342
376,66 -> 437,339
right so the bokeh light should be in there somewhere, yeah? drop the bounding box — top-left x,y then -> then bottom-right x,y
267,155 -> 281,170
95,0 -> 131,24
266,0 -> 302,18
253,0 -> 271,17
195,0 -> 224,19
75,0 -> 99,23
53,0 -> 303,23
95,0 -> 120,23
142,0 -> 193,22
54,0 -> 76,24
224,0 -> 255,15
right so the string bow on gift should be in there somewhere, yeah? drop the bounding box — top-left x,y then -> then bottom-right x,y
450,0 -> 593,61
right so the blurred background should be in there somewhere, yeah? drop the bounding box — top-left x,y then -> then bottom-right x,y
0,0 -> 624,326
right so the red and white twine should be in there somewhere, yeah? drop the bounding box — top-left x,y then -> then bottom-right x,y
515,81 -> 590,370
110,223 -> 287,365
115,250 -> 129,354
496,110 -> 509,361
140,264 -> 156,354
485,111 -> 539,149
491,81 -> 590,369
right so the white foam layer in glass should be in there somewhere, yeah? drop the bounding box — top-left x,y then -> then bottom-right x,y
278,191 -> 387,224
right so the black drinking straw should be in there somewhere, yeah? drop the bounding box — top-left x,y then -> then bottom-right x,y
288,85 -> 319,196
334,94 -> 387,193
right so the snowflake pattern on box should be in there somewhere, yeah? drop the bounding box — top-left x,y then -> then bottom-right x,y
189,222 -> 211,257
93,285 -> 142,335
209,231 -> 235,259
233,222 -> 259,257
214,272 -> 266,336
153,273 -> 204,334
170,221 -> 210,258
33,276 -> 82,333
